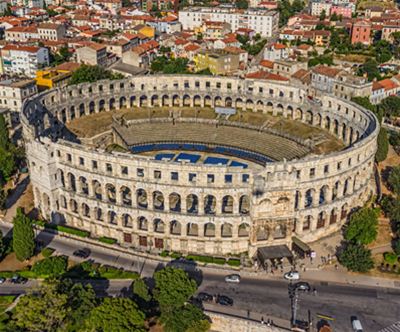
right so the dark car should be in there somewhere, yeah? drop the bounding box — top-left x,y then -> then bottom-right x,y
197,292 -> 213,302
10,275 -> 28,284
73,248 -> 91,259
294,281 -> 311,292
216,295 -> 233,306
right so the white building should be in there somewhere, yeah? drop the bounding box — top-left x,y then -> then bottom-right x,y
310,1 -> 332,17
0,1 -> 8,15
178,7 -> 279,37
38,23 -> 66,41
1,45 -> 49,78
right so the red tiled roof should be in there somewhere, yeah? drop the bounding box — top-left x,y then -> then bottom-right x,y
312,65 -> 341,78
2,44 -> 40,52
246,70 -> 289,81
259,59 -> 274,69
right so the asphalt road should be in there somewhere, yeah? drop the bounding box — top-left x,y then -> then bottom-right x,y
1,223 -> 399,331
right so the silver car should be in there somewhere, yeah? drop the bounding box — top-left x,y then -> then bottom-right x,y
225,274 -> 241,283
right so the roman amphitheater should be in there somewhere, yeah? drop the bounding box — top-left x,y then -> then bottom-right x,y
21,75 -> 379,259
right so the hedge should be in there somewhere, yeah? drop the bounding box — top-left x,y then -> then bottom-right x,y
32,256 -> 68,277
41,248 -> 55,258
98,237 -> 117,245
33,220 -> 90,238
186,255 -> 226,265
227,259 -> 241,267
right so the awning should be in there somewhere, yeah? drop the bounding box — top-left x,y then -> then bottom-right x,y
257,245 -> 293,262
292,237 -> 312,253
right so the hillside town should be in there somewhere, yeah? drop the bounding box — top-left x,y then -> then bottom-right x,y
0,0 -> 400,331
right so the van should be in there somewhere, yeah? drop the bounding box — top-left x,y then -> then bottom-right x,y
351,316 -> 363,332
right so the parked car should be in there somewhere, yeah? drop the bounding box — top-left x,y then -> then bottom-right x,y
197,292 -> 213,302
294,281 -> 311,292
224,274 -> 241,283
0,277 -> 5,284
73,248 -> 91,259
10,275 -> 27,284
351,316 -> 363,332
284,271 -> 300,280
216,295 -> 233,306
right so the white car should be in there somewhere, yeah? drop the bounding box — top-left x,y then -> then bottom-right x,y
224,274 -> 241,283
284,271 -> 300,281
351,316 -> 363,332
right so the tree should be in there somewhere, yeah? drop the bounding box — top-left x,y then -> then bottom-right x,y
0,189 -> 7,210
84,298 -> 145,332
133,278 -> 151,302
388,166 -> 400,196
13,281 -> 69,332
330,12 -> 338,21
12,208 -> 35,261
381,96 -> 400,118
0,114 -> 9,151
339,243 -> 374,272
357,58 -> 380,81
0,230 -> 5,259
235,0 -> 248,9
319,9 -> 326,21
69,65 -> 123,85
153,267 -> 197,313
344,207 -> 379,245
376,128 -> 389,163
0,149 -> 15,182
32,255 -> 68,277
394,239 -> 400,256
161,304 -> 210,332
391,31 -> 400,59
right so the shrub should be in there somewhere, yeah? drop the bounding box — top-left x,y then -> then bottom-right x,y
32,256 -> 68,277
227,259 -> 241,267
213,257 -> 226,265
384,252 -> 398,265
41,248 -> 55,258
160,250 -> 169,257
98,237 -> 117,245
170,252 -> 182,259
56,225 -> 89,237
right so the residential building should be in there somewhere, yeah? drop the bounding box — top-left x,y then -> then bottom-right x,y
0,2 -> 7,15
194,49 -> 240,75
1,45 -> 49,78
201,21 -> 231,39
330,4 -> 353,18
179,7 -> 279,37
36,62 -> 80,89
310,1 -> 332,17
381,24 -> 400,41
38,22 -> 66,41
76,43 -> 108,67
272,59 -> 308,77
351,20 -> 371,45
4,25 -> 39,42
333,73 -> 372,100
371,79 -> 400,104
122,40 -> 159,68
311,65 -> 342,94
263,43 -> 289,61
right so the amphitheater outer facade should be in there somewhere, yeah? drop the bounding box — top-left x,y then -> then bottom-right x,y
21,75 -> 379,257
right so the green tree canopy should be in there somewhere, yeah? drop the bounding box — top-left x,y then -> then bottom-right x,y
381,96 -> 400,118
0,114 -> 9,151
339,243 -> 374,272
153,267 -> 197,313
235,0 -> 248,9
319,9 -> 326,21
357,58 -> 380,81
376,128 -> 389,163
69,65 -> 123,85
12,208 -> 35,261
13,281 -> 69,332
0,230 -> 5,259
388,166 -> 400,196
84,298 -> 145,332
344,207 -> 379,245
31,255 -> 68,277
161,304 -> 210,332
133,278 -> 151,302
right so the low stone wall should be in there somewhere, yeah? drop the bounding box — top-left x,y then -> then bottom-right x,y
206,311 -> 290,332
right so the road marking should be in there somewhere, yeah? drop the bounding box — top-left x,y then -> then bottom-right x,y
316,314 -> 335,321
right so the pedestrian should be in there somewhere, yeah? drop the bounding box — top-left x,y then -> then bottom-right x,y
313,287 -> 317,296
261,316 -> 264,324
267,319 -> 271,326
335,264 -> 338,270
247,309 -> 250,318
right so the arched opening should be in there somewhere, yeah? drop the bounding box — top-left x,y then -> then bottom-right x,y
137,189 -> 148,208
154,218 -> 165,233
95,207 -> 103,221
330,209 -> 337,224
273,224 -> 286,239
204,222 -> 215,237
151,95 -> 159,107
67,173 -> 76,192
60,195 -> 67,209
138,216 -> 148,231
92,180 -> 102,200
81,203 -> 90,217
108,211 -> 117,225
120,186 -> 132,206
341,203 -> 348,220
317,211 -> 326,229
222,195 -> 234,214
57,169 -> 65,187
172,94 -> 180,107
99,99 -> 105,111
79,103 -> 85,116
304,189 -> 314,208
162,95 -> 169,107
204,195 -> 216,214
221,223 -> 233,237
187,223 -> 198,236
89,101 -> 95,114
170,220 -> 181,235
186,194 -> 198,214
238,223 -> 250,237
69,199 -> 78,213
139,95 -> 147,107
153,191 -> 164,211
239,195 -> 250,214
204,95 -> 212,107
105,184 -> 116,204
183,95 -> 191,107
225,97 -> 232,107
109,98 -> 116,110
169,193 -> 181,212
122,214 -> 133,228
78,176 -> 88,195
256,226 -> 268,241
119,96 -> 126,109
319,185 -> 329,205
70,105 -> 76,119
193,95 -> 201,107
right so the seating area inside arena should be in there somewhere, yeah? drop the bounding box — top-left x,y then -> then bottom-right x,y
66,106 -> 344,163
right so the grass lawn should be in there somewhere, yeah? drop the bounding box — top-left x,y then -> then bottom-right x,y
0,296 -> 16,312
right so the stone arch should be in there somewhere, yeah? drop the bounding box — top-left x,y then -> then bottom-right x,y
314,113 -> 322,126
162,95 -> 169,107
108,210 -> 117,224
333,119 -> 339,135
239,195 -> 250,214
89,101 -> 95,114
341,203 -> 348,220
317,211 -> 327,229
70,105 -> 76,119
215,96 -> 223,107
256,100 -> 264,112
122,214 -> 133,228
42,193 -> 50,212
92,180 -> 102,200
169,192 -> 181,212
294,108 -> 302,120
151,95 -> 159,107
67,172 -> 76,192
221,223 -> 233,237
222,195 -> 234,214
69,199 -> 78,213
332,180 -> 341,201
304,188 -> 315,208
305,110 -> 313,124
139,95 -> 147,107
329,208 -> 338,224
325,116 -> 331,131
187,223 -> 199,236
137,189 -> 148,208
256,226 -> 269,241
235,98 -> 243,109
170,220 -> 181,235
94,207 -> 103,221
153,191 -> 164,211
343,178 -> 350,196
130,96 -> 136,107
193,95 -> 201,107
172,94 -> 180,106
119,96 -> 126,108
303,215 -> 312,231
60,195 -> 67,209
79,103 -> 85,116
99,99 -> 105,111
238,223 -> 250,237
109,98 -> 116,110
204,95 -> 212,107
246,99 -> 254,110
204,194 -> 216,214
120,186 -> 132,206
204,222 -> 215,237
182,94 -> 191,106
81,203 -> 90,217
273,224 -> 286,239
341,122 -> 347,141
154,218 -> 165,233
138,216 -> 148,231
105,183 -> 116,203
57,169 -> 65,187
319,185 -> 329,205
186,194 -> 198,214
225,97 -> 232,107
78,176 -> 88,195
